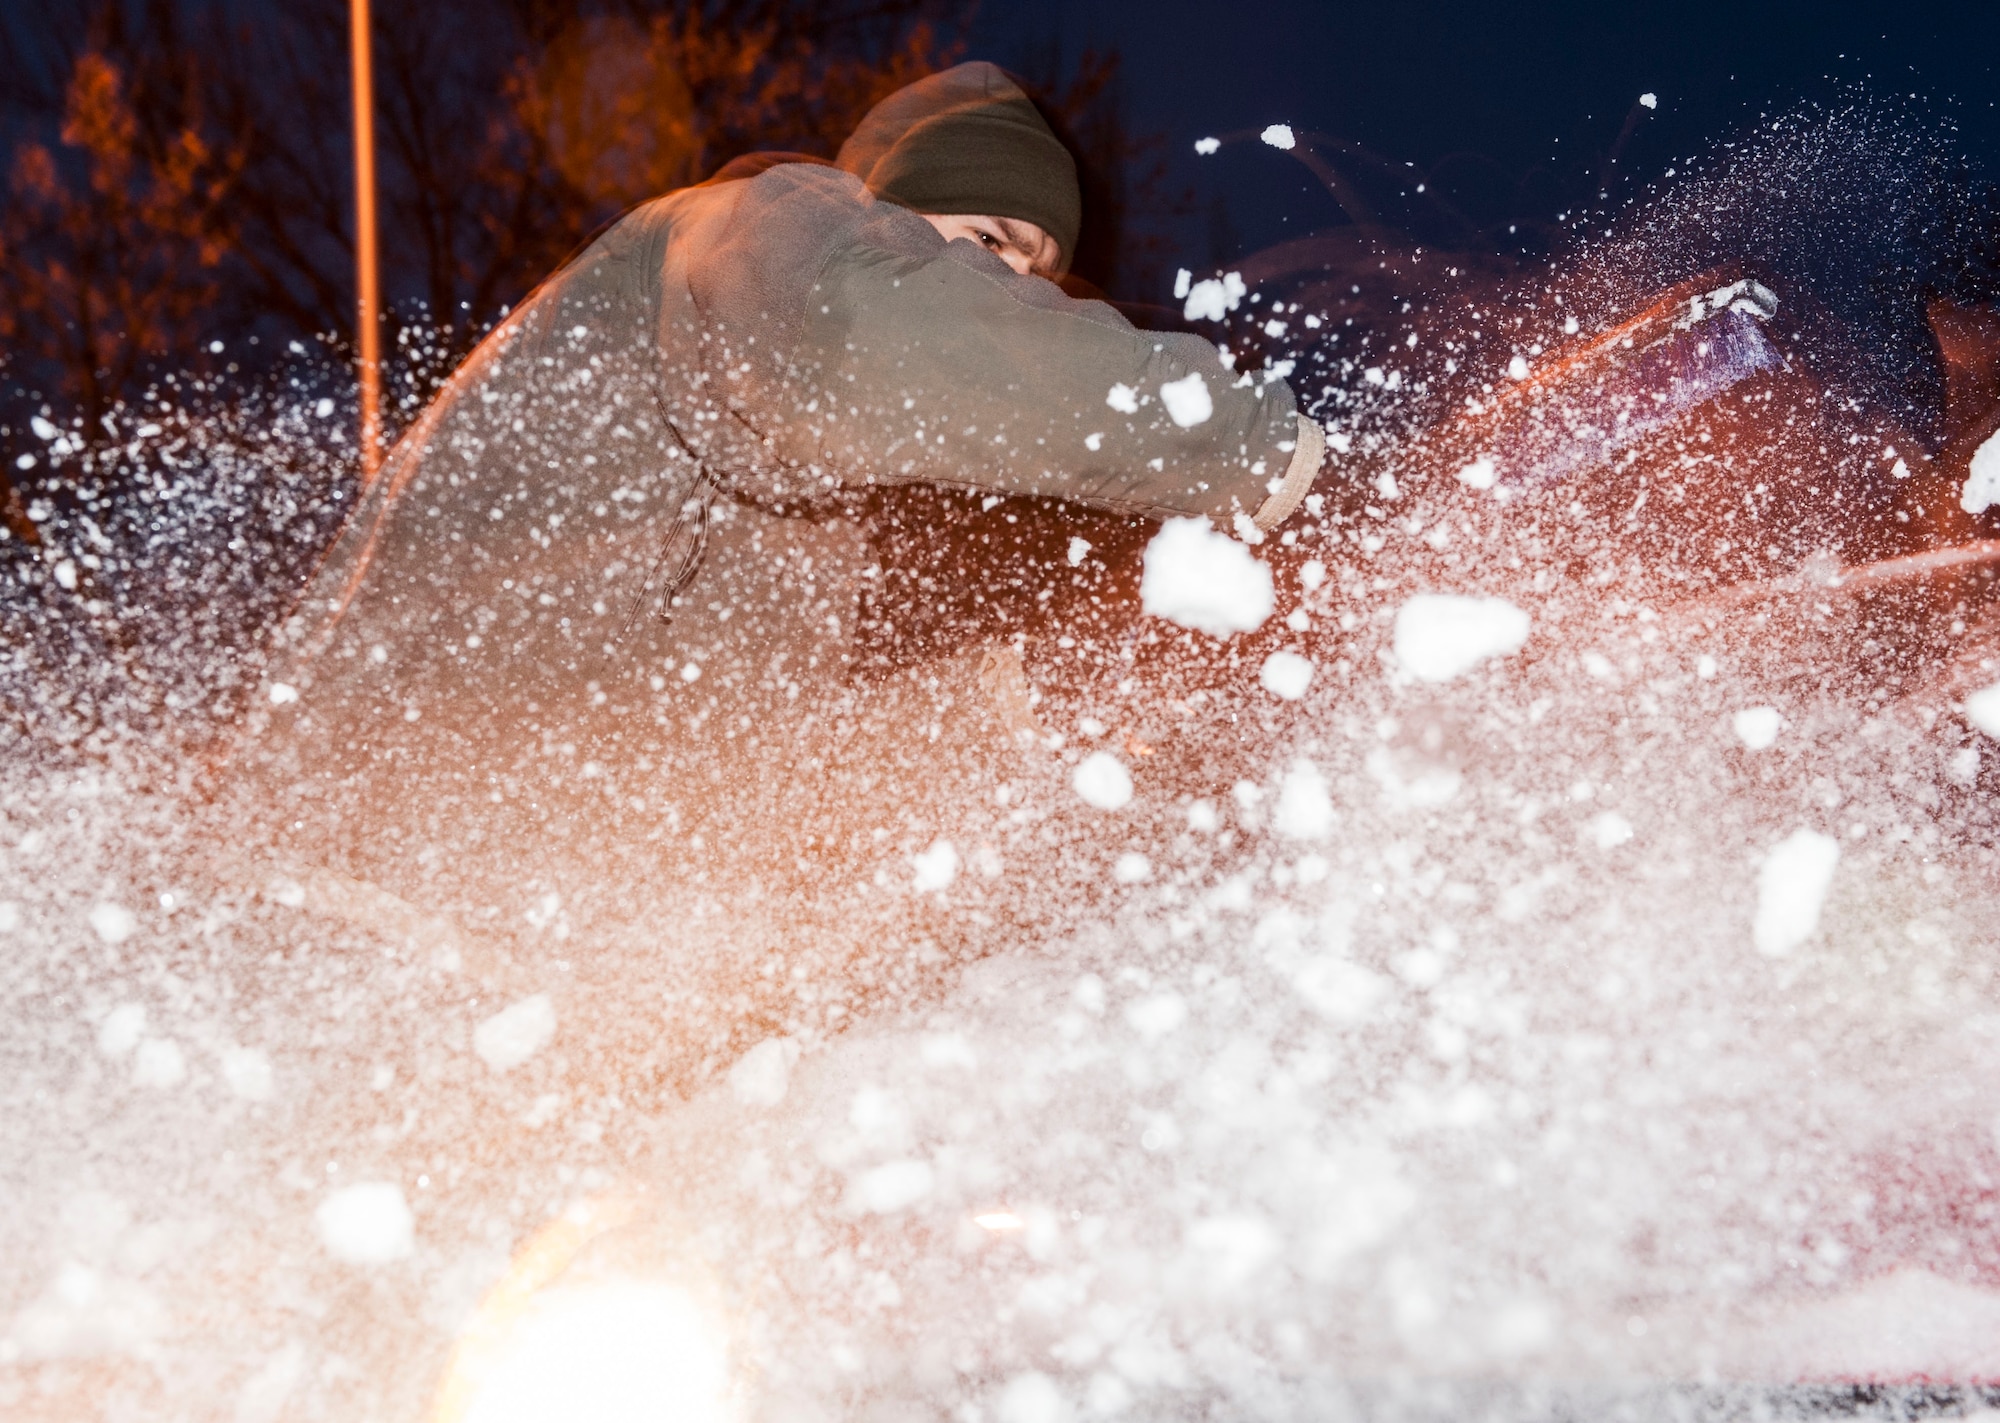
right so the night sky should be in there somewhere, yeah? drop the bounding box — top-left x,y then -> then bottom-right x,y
969,0 -> 2000,293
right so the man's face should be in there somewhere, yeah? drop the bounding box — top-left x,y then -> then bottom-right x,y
920,213 -> 1061,278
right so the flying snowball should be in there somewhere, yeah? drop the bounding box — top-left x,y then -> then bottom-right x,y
1072,752 -> 1133,811
1260,124 -> 1296,150
1141,518 -> 1274,637
1194,137 -> 1220,155
1640,92 -> 1658,109
1392,594 -> 1531,682
1752,829 -> 1840,958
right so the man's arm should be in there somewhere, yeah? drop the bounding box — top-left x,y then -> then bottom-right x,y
683,166 -> 1319,530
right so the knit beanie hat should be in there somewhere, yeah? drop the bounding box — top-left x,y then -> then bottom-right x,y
837,62 -> 1081,273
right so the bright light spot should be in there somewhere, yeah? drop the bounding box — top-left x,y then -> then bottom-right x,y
455,1281 -> 734,1423
314,397 -> 336,419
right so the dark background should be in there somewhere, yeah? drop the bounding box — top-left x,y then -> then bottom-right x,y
973,0 -> 2000,293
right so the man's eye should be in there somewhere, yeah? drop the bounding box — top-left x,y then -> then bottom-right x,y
979,232 -> 1001,248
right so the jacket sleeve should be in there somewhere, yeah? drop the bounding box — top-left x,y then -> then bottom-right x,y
680,165 -> 1319,529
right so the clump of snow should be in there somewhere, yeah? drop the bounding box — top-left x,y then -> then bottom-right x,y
1752,829 -> 1840,957
911,839 -> 958,892
1259,650 -> 1314,700
473,993 -> 557,1074
1182,271 -> 1247,322
1587,811 -> 1635,849
1392,594 -> 1531,681
1963,430 -> 2000,514
1159,372 -> 1213,428
1140,518 -> 1274,637
220,1046 -> 275,1102
1066,536 -> 1092,566
1260,124 -> 1296,150
1507,354 -> 1531,381
1112,852 -> 1152,884
1272,760 -> 1336,839
315,1182 -> 415,1266
1640,92 -> 1658,109
1456,457 -> 1497,490
1193,137 -> 1220,155
729,1038 -> 800,1108
1071,752 -> 1133,811
132,1037 -> 187,1090
1105,383 -> 1139,414
1966,682 -> 2000,738
848,1158 -> 934,1215
90,903 -> 137,944
1732,705 -> 1783,749
97,1003 -> 146,1058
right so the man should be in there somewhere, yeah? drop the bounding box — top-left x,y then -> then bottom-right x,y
242,62 -> 1321,917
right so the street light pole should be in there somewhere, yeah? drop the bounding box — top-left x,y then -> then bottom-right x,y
350,0 -> 382,482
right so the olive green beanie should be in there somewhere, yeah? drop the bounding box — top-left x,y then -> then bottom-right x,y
837,62 -> 1081,273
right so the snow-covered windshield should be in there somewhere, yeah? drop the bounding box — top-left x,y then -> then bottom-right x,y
5,99 -> 2000,1423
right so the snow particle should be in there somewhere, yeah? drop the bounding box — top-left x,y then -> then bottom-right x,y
1182,272 -> 1247,322
1083,432 -> 1103,452
728,1038 -> 798,1108
268,682 -> 299,705
315,1182 -> 415,1266
1125,991 -> 1188,1038
314,397 -> 335,419
912,839 -> 959,892
997,1370 -> 1069,1423
1193,137 -> 1221,155
1968,683 -> 2000,739
1963,429 -> 2000,514
1293,957 -> 1390,1023
1067,536 -> 1093,566
1732,706 -> 1783,750
1640,92 -> 1658,109
1587,812 -> 1635,849
1259,650 -> 1315,701
1159,372 -> 1214,428
1072,752 -> 1134,811
1273,760 -> 1337,840
1456,457 -> 1498,491
1141,518 -> 1275,637
1753,830 -> 1840,958
132,1037 -> 187,1090
1507,354 -> 1531,381
1392,594 -> 1531,682
848,1159 -> 934,1215
1260,124 -> 1297,150
221,1046 -> 275,1102
1112,852 -> 1152,884
98,1003 -> 146,1058
90,903 -> 138,944
1105,383 -> 1140,414
473,993 -> 557,1074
